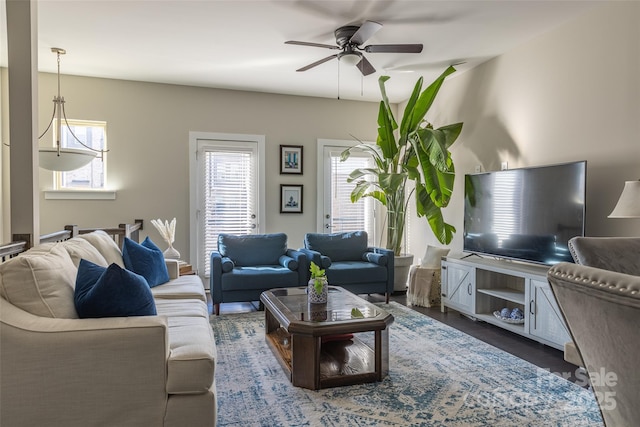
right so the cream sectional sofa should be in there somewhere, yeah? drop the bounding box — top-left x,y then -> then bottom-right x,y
0,231 -> 217,427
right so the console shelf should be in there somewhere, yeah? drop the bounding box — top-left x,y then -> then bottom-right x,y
441,255 -> 572,350
474,312 -> 526,335
476,288 -> 525,305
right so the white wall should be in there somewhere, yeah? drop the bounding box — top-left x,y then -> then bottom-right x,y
407,1 -> 640,259
3,1 -> 638,262
1,70 -> 382,260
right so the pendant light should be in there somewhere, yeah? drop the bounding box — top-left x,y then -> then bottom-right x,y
38,48 -> 106,171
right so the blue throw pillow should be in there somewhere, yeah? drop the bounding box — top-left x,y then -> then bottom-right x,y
362,252 -> 388,266
221,256 -> 235,273
74,259 -> 157,318
122,237 -> 170,287
278,255 -> 298,271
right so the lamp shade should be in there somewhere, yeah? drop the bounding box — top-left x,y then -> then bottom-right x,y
39,147 -> 97,172
338,52 -> 361,67
609,180 -> 640,218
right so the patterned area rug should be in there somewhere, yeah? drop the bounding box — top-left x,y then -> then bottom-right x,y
210,302 -> 603,426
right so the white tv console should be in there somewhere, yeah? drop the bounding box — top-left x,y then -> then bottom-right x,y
440,254 -> 571,351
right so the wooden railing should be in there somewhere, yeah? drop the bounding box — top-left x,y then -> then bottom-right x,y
0,241 -> 28,262
0,219 -> 144,262
69,219 -> 143,249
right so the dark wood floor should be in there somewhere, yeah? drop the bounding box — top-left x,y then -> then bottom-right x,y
209,291 -> 584,385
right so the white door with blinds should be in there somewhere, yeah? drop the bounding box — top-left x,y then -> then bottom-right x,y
317,139 -> 376,245
190,133 -> 265,283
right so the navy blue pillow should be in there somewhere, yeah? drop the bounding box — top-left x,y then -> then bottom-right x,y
74,259 -> 157,318
122,237 -> 170,287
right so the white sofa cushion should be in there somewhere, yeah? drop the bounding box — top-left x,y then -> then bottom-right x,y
77,230 -> 124,267
57,237 -> 109,267
155,298 -> 209,319
151,275 -> 206,302
165,315 -> 216,394
0,245 -> 78,318
28,239 -> 107,267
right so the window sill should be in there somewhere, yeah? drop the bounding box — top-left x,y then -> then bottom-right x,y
44,190 -> 117,200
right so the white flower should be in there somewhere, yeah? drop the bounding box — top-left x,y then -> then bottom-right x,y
151,218 -> 176,245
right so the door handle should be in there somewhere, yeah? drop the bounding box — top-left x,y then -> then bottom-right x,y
530,299 -> 535,315
467,283 -> 472,295
250,224 -> 257,229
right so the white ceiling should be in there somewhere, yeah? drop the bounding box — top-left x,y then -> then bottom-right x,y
1,0 -> 599,103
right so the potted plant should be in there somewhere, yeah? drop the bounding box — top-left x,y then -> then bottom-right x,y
342,66 -> 463,289
308,261 -> 328,304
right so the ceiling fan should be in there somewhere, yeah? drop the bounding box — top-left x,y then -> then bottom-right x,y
285,20 -> 423,76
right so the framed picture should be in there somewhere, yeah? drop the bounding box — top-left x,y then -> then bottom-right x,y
280,145 -> 303,174
280,185 -> 303,213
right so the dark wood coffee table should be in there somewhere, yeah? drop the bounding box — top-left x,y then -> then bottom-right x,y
260,286 -> 394,390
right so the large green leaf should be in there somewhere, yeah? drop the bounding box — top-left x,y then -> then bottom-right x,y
378,173 -> 406,193
376,101 -> 398,161
414,182 -> 430,217
435,167 -> 455,205
378,76 -> 398,130
347,168 -> 380,183
439,122 -> 464,149
368,190 -> 387,206
409,66 -> 456,131
398,77 -> 423,146
341,143 -> 385,170
350,180 -> 372,203
424,199 -> 456,245
417,128 -> 448,172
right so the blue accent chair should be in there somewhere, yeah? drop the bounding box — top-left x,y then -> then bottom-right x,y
210,233 -> 308,315
299,231 -> 394,303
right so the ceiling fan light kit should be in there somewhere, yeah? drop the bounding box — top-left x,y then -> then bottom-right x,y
337,50 -> 362,67
286,20 -> 423,76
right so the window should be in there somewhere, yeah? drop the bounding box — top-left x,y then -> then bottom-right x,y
55,119 -> 107,189
190,133 -> 265,279
318,139 -> 377,245
329,150 -> 375,236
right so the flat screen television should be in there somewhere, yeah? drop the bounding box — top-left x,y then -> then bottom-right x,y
463,161 -> 586,265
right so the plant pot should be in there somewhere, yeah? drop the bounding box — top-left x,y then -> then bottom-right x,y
393,254 -> 414,293
307,278 -> 328,304
163,245 -> 181,260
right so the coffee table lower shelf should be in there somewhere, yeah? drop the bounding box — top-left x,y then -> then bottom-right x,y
266,327 -> 380,389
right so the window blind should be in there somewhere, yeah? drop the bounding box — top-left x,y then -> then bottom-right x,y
201,148 -> 256,276
329,151 -> 375,243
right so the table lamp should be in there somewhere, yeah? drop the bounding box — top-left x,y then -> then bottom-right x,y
609,180 -> 640,218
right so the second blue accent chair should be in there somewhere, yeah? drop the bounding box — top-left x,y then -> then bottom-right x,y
300,231 -> 394,303
210,233 -> 308,315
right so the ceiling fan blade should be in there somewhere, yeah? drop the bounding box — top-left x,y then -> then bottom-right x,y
356,56 -> 376,76
349,20 -> 382,46
285,40 -> 339,50
364,44 -> 423,54
296,54 -> 338,72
